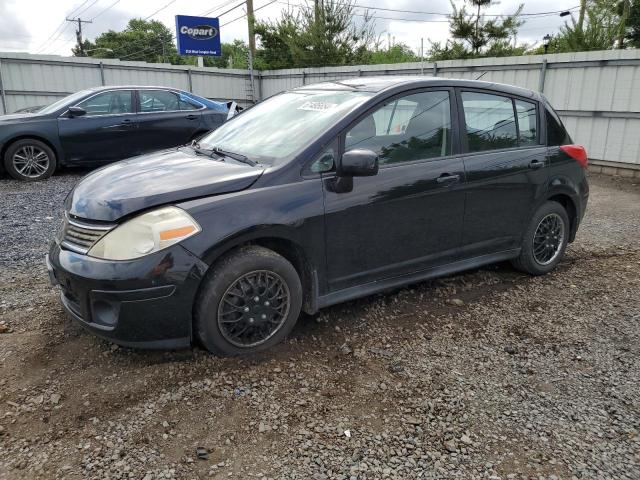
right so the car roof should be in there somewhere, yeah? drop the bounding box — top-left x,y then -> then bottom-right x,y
294,75 -> 541,100
86,85 -> 187,92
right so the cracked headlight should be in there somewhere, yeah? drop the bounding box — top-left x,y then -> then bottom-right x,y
88,206 -> 201,260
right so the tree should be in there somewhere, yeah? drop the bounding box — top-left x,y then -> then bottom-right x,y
254,0 -> 377,69
532,0 -> 626,54
205,40 -> 250,69
364,43 -> 420,65
75,19 -> 182,64
449,0 -> 524,55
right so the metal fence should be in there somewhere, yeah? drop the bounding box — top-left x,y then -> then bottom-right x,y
1,50 -> 639,169
0,52 -> 254,113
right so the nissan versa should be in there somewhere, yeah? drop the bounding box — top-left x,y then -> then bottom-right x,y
46,77 -> 589,356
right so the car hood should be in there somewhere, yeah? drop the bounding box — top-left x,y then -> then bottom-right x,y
66,148 -> 264,222
0,113 -> 41,122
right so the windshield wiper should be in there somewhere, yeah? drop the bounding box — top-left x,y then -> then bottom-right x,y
188,140 -> 217,157
211,146 -> 257,166
189,141 -> 257,166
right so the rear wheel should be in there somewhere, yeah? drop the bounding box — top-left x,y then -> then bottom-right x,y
195,246 -> 302,356
3,139 -> 56,181
512,201 -> 570,275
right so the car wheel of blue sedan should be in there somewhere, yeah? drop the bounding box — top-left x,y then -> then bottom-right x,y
195,245 -> 303,356
4,138 -> 57,181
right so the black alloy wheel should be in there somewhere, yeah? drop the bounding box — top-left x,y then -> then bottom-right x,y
532,213 -> 565,266
217,270 -> 291,348
512,201 -> 570,276
195,246 -> 303,356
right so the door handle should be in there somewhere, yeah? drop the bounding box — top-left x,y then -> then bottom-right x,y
529,159 -> 544,170
436,173 -> 460,184
185,114 -> 198,120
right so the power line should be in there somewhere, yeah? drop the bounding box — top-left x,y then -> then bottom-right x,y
74,0 -> 102,18
274,0 -> 579,19
38,23 -> 74,54
144,0 -> 179,21
34,0 -> 93,53
66,0 -> 93,18
222,0 -> 278,26
90,0 -> 122,21
198,0 -> 244,17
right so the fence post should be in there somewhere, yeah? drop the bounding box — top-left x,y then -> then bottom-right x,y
302,70 -> 306,85
187,68 -> 193,92
433,62 -> 438,77
99,62 -> 105,85
0,59 -> 6,114
538,59 -> 548,93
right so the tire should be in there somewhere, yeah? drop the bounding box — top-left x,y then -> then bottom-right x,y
511,201 -> 570,276
3,138 -> 57,181
195,246 -> 303,356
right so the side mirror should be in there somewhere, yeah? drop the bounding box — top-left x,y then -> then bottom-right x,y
339,149 -> 379,177
68,106 -> 87,118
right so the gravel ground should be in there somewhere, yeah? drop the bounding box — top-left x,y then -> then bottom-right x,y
0,171 -> 638,479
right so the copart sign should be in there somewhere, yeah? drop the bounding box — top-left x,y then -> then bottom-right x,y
175,15 -> 221,56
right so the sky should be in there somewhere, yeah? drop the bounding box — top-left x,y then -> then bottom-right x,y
0,0 -> 580,57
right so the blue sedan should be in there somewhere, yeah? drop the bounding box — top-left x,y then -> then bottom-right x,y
0,86 -> 237,181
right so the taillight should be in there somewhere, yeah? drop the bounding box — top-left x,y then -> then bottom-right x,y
559,145 -> 588,169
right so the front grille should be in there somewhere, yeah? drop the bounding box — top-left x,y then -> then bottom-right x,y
60,213 -> 115,255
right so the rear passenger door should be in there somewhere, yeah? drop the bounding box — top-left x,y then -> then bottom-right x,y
135,89 -> 204,154
457,89 -> 548,256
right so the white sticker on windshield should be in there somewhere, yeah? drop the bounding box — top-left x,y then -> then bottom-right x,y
298,101 -> 337,112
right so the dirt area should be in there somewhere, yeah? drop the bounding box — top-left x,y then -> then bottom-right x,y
0,173 -> 638,479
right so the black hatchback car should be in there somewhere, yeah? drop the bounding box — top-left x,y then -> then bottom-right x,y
0,86 -> 234,181
47,76 -> 589,355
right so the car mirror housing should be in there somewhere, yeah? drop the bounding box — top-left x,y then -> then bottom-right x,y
68,106 -> 87,118
339,149 -> 379,177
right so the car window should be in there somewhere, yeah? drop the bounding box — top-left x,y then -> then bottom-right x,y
546,108 -> 571,146
139,90 -> 184,112
309,146 -> 335,173
76,91 -> 133,116
515,99 -> 538,146
345,90 -> 452,166
462,91 -> 517,152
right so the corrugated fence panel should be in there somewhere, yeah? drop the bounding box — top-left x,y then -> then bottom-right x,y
6,94 -> 64,112
4,60 -> 101,93
191,71 -> 248,104
103,66 -> 189,90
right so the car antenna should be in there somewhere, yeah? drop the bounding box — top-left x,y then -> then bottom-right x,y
475,71 -> 488,80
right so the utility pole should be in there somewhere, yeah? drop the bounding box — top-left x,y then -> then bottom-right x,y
66,17 -> 92,56
577,0 -> 586,32
246,0 -> 256,58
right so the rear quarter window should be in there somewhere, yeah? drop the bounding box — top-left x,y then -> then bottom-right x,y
546,107 -> 572,146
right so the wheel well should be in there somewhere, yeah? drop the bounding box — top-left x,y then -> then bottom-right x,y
1,135 -> 60,164
199,237 -> 318,317
548,194 -> 578,242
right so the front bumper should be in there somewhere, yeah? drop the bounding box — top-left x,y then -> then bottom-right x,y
47,242 -> 209,349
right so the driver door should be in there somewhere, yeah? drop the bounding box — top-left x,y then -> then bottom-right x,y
322,88 -> 466,292
57,90 -> 137,165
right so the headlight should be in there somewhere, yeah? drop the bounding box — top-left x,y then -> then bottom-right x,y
88,206 -> 201,260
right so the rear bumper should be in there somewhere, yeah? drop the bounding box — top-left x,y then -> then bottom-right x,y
47,242 -> 209,349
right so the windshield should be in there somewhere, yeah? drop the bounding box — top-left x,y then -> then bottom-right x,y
198,90 -> 372,165
38,90 -> 93,115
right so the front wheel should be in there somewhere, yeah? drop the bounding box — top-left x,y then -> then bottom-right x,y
3,139 -> 57,181
195,246 -> 302,356
512,201 -> 570,276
